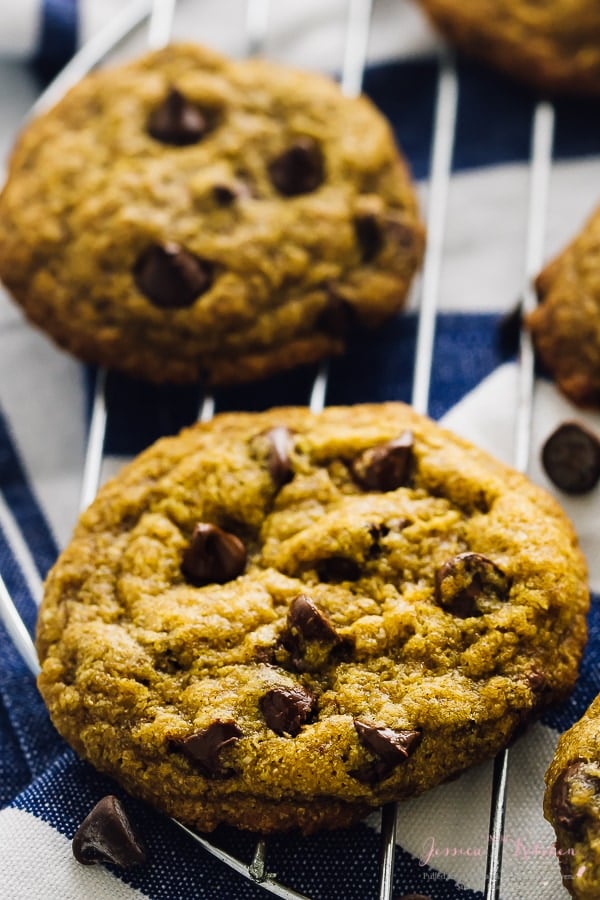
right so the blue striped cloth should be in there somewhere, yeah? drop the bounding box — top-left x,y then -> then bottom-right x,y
1,3 -> 600,899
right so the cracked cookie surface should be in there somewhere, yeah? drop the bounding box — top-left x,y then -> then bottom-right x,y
36,403 -> 589,834
415,0 -> 600,95
0,43 -> 423,385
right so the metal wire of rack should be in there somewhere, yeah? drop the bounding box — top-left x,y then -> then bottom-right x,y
0,0 -> 563,897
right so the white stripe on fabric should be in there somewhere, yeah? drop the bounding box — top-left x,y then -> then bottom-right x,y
0,492 -> 43,603
0,807 -> 150,900
0,0 -> 41,57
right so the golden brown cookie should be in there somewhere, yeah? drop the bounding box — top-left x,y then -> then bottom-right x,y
544,694 -> 600,899
36,403 -> 589,835
0,43 -> 423,385
527,206 -> 600,409
415,0 -> 600,95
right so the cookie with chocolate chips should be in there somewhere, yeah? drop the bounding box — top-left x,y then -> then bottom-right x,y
545,694 -> 600,899
0,43 -> 423,385
527,205 -> 600,409
36,403 -> 588,835
415,0 -> 600,95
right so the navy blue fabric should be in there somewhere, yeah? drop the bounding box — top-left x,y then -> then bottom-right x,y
99,313 -> 504,456
32,0 -> 78,82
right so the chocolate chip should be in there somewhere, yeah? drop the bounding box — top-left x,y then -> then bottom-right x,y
551,761 -> 600,832
317,289 -> 356,338
353,720 -> 422,782
72,795 -> 146,867
147,88 -> 210,146
268,137 -> 324,196
181,523 -> 246,586
352,431 -> 414,491
286,594 -> 338,642
435,552 -> 511,618
265,426 -> 294,487
354,213 -> 382,262
172,720 -> 242,778
315,556 -> 362,582
541,422 -> 600,494
260,686 -> 316,736
133,242 -> 213,308
282,595 -> 341,672
213,181 -> 251,206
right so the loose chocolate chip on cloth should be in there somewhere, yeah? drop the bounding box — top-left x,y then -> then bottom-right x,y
35,403 -> 588,835
541,422 -> 600,495
72,795 -> 147,867
0,42 -> 424,386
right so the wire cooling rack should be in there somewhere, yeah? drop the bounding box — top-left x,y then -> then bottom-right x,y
0,0 -> 569,897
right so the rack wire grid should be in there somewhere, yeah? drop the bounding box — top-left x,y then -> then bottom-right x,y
0,0 -> 584,897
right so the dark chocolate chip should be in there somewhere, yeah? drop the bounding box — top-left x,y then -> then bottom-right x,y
286,594 -> 339,643
354,213 -> 383,262
541,422 -> 600,494
133,242 -> 213,308
315,556 -> 362,582
265,426 -> 294,487
72,795 -> 146,867
551,761 -> 600,832
213,181 -> 251,206
352,431 -> 414,492
352,720 -> 422,782
435,552 -> 511,618
526,668 -> 548,695
268,137 -> 324,196
317,289 -> 356,337
181,523 -> 247,586
260,686 -> 316,736
171,720 -> 242,778
147,88 -> 210,146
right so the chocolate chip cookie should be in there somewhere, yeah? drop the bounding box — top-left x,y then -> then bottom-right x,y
545,694 -> 600,899
415,0 -> 600,95
527,206 -> 600,409
0,43 -> 423,385
36,403 -> 589,834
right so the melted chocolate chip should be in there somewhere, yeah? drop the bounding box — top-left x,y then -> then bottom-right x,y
268,137 -> 324,196
282,595 -> 341,672
551,761 -> 600,833
354,213 -> 382,262
265,426 -> 294,487
147,88 -> 210,146
181,523 -> 247,586
352,431 -> 414,492
133,242 -> 213,308
541,422 -> 600,494
260,686 -> 316,736
286,594 -> 338,642
317,289 -> 356,338
352,720 -> 422,782
435,552 -> 511,618
315,556 -> 361,582
172,720 -> 242,778
72,796 -> 146,867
